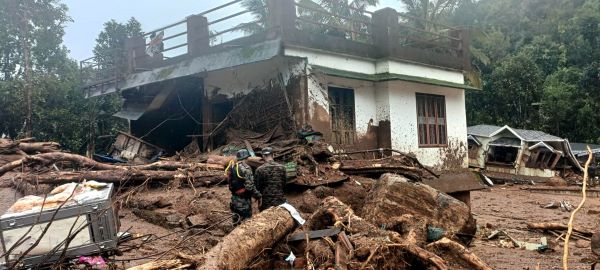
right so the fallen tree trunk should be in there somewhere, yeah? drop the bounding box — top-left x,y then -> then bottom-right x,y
197,206 -> 296,270
15,170 -> 224,185
426,237 -> 493,270
526,222 -> 593,236
18,142 -> 60,153
0,139 -> 60,154
0,152 -> 223,178
361,174 -> 476,244
127,259 -> 189,270
306,196 -> 448,270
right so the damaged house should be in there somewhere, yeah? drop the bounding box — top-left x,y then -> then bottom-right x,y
467,125 -> 583,182
81,1 -> 478,172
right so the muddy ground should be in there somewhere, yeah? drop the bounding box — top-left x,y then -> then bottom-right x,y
0,179 -> 598,269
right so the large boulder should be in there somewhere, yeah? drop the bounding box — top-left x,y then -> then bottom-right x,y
361,173 -> 476,244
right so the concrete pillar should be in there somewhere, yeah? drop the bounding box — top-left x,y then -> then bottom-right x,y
267,0 -> 296,39
187,14 -> 210,56
125,36 -> 148,73
372,8 -> 399,58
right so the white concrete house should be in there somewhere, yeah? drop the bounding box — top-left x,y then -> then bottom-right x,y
82,1 -> 477,170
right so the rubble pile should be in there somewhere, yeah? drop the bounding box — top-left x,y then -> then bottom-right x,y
0,130 -> 493,270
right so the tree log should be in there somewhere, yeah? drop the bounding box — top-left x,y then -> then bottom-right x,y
526,222 -> 593,236
18,142 -> 60,153
426,237 -> 493,270
197,206 -> 297,270
127,259 -> 189,270
306,196 -> 448,270
361,174 -> 476,244
0,152 -> 223,178
0,139 -> 60,154
14,170 -> 224,185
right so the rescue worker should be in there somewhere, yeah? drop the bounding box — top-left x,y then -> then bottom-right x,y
255,147 -> 287,211
226,149 -> 261,226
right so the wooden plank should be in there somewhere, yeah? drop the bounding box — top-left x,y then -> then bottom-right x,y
287,228 -> 341,242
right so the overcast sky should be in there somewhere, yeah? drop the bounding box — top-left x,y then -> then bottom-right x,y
62,0 -> 401,61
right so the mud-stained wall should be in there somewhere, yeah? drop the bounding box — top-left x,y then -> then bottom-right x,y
306,67 -> 332,140
306,71 -> 380,148
383,80 -> 468,169
203,57 -> 304,100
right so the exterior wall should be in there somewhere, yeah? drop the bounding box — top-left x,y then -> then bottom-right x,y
289,46 -> 468,169
469,136 -> 491,168
203,57 -> 303,99
384,81 -> 468,169
286,46 -> 464,84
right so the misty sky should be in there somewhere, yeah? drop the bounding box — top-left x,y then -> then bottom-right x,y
62,0 -> 400,61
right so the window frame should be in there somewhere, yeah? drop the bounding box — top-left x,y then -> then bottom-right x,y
416,93 -> 448,148
328,86 -> 356,146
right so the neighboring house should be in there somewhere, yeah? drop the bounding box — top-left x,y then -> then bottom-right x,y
467,125 -> 583,182
81,0 -> 477,171
570,142 -> 600,164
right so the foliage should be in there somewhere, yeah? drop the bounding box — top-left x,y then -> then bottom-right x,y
92,18 -> 141,71
0,1 -> 133,153
240,0 -> 378,42
452,0 -> 600,143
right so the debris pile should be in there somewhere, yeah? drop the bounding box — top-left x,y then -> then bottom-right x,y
0,130 -> 492,270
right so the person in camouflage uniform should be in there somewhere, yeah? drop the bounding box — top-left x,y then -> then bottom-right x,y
255,147 -> 287,211
227,149 -> 262,226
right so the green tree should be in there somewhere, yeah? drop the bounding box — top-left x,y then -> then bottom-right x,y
239,0 -> 378,41
486,55 -> 544,129
92,17 -> 141,71
84,18 -> 141,155
0,0 -> 72,137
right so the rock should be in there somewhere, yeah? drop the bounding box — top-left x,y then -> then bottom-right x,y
132,209 -> 184,229
547,176 -> 568,187
313,186 -> 334,198
155,197 -> 173,208
592,233 -> 600,256
299,190 -> 321,213
587,209 -> 600,215
187,214 -> 209,228
575,239 -> 590,248
361,174 -> 476,245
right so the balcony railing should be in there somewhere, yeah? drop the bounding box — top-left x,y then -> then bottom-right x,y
81,0 -> 469,91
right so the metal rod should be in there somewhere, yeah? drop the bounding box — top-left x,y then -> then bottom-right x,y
162,42 -> 188,53
142,19 -> 187,37
199,0 -> 243,16
162,31 -> 188,42
208,9 -> 252,25
208,20 -> 262,38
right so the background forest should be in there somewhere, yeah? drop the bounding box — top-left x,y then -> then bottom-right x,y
0,0 -> 599,154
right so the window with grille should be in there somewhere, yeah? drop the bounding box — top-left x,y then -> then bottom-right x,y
416,93 -> 447,147
329,87 -> 356,145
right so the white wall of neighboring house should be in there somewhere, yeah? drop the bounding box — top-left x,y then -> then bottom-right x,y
286,46 -> 469,169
